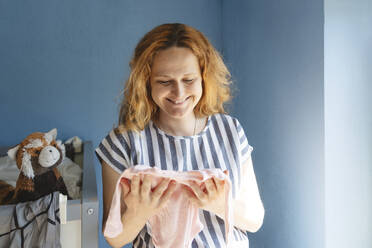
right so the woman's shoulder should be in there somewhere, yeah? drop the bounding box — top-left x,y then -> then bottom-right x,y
211,113 -> 242,127
98,126 -> 145,151
100,127 -> 129,143
111,125 -> 146,139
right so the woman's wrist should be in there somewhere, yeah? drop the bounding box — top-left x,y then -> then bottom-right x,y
211,205 -> 226,220
111,208 -> 148,246
122,207 -> 148,226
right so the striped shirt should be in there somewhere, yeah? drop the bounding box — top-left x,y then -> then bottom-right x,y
96,113 -> 253,248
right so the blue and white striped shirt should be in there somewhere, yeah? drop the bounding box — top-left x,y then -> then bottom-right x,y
96,113 -> 253,248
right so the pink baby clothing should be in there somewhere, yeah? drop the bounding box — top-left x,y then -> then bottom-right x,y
104,165 -> 234,248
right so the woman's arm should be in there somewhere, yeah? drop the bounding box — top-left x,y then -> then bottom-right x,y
101,160 -> 177,248
233,156 -> 264,232
101,160 -> 144,247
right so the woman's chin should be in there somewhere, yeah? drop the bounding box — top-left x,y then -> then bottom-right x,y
160,108 -> 194,120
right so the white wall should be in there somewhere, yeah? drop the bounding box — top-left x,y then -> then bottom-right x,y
325,0 -> 372,247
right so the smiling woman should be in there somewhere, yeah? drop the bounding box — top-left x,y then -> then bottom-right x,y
95,23 -> 264,248
150,47 -> 203,136
117,23 -> 232,134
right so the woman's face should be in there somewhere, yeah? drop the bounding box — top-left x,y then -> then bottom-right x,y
150,47 -> 203,121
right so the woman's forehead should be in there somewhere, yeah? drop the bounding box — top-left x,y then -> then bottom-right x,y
151,47 -> 200,76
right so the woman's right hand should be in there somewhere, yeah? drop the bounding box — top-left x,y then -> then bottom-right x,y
120,174 -> 177,222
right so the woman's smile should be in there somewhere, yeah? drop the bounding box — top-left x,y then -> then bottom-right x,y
167,96 -> 191,105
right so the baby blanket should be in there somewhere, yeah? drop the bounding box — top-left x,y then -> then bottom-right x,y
104,165 -> 233,248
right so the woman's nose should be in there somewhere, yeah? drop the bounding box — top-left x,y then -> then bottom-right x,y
172,82 -> 184,97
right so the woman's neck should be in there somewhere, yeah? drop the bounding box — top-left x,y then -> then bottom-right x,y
154,112 -> 205,136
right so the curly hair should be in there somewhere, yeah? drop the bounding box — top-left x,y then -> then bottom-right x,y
118,23 -> 232,133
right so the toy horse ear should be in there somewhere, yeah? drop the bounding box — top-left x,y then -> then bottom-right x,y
7,145 -> 19,161
56,140 -> 66,159
45,128 -> 57,143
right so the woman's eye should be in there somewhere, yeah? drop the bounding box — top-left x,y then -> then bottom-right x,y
184,79 -> 194,83
158,80 -> 170,85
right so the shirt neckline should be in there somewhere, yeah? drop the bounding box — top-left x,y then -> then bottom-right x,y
150,115 -> 213,140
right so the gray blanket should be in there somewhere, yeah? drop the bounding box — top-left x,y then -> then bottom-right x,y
0,192 -> 61,248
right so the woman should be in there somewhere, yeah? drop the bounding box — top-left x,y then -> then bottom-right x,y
96,23 -> 264,248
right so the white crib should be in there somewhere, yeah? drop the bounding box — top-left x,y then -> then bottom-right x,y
0,141 -> 98,248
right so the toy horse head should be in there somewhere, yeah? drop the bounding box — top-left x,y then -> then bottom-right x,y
7,128 -> 65,178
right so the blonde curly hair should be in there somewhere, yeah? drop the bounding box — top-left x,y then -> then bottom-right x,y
118,23 -> 232,133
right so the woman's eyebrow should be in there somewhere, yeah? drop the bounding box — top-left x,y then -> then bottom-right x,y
153,73 -> 197,77
153,74 -> 171,78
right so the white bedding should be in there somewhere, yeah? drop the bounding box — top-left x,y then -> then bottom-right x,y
0,156 -> 82,199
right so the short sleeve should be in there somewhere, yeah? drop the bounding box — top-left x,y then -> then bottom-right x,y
95,129 -> 131,174
234,118 -> 254,165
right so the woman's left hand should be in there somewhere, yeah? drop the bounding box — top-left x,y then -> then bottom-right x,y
182,176 -> 227,218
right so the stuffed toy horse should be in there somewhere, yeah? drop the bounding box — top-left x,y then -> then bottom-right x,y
0,128 -> 69,205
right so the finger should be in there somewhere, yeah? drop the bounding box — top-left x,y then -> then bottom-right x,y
182,186 -> 200,207
214,177 -> 225,193
130,175 -> 140,196
188,181 -> 206,201
120,178 -> 130,197
205,178 -> 217,196
158,180 -> 177,207
152,178 -> 171,200
120,178 -> 130,213
140,174 -> 152,198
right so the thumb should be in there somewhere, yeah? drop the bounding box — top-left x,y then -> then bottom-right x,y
223,170 -> 229,177
120,178 -> 130,197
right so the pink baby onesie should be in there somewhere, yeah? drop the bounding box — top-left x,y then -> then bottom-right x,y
104,165 -> 234,248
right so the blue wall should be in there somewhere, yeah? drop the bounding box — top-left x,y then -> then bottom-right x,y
5,1 -> 369,248
222,0 -> 325,247
0,1 -> 221,247
0,0 -> 222,146
325,0 -> 372,247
